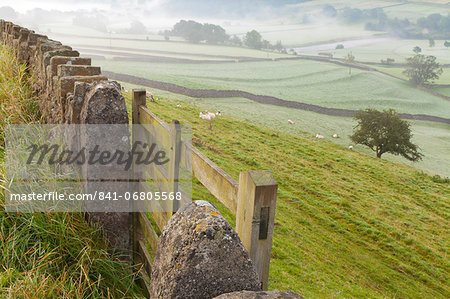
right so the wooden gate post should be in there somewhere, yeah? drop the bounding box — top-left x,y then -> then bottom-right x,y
131,89 -> 152,297
131,88 -> 147,249
132,89 -> 147,124
168,120 -> 181,214
236,170 -> 278,291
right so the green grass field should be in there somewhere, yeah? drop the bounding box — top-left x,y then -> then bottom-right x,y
121,90 -> 450,298
435,87 -> 450,96
383,2 -> 450,20
331,39 -> 450,64
375,65 -> 450,84
95,58 -> 450,119
53,34 -> 290,60
118,81 -> 450,178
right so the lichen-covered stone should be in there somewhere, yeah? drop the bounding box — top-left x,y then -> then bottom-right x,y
80,80 -> 128,125
57,65 -> 101,78
214,290 -> 303,299
150,200 -> 261,299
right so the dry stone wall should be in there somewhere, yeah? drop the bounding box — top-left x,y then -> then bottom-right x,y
0,20 -> 131,253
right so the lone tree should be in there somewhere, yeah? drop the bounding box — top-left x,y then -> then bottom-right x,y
428,36 -> 435,47
444,41 -> 450,48
345,52 -> 355,75
413,46 -> 422,53
350,109 -> 422,161
403,54 -> 443,85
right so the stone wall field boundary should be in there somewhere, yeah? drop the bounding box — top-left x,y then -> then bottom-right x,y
0,20 -> 132,254
104,71 -> 450,124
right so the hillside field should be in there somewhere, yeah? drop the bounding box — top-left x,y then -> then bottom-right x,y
94,59 -> 450,118
121,90 -> 450,298
306,39 -> 450,65
375,66 -> 450,85
118,80 -> 450,178
94,55 -> 449,177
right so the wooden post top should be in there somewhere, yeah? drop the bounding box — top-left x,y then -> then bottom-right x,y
246,170 -> 277,187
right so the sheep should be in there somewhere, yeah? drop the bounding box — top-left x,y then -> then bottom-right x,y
216,111 -> 221,116
203,110 -> 216,118
199,111 -> 217,129
348,145 -> 353,150
332,134 -> 339,138
199,111 -> 215,120
146,91 -> 155,101
287,119 -> 294,125
176,104 -> 181,107
315,134 -> 324,139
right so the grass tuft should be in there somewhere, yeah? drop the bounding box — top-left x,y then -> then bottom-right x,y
0,44 -> 141,298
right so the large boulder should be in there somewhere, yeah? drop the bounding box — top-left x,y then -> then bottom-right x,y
214,290 -> 303,299
150,201 -> 261,299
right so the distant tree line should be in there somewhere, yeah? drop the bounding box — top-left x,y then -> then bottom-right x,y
365,13 -> 450,39
322,4 -> 450,39
165,20 -> 285,52
341,7 -> 387,23
164,20 -> 228,44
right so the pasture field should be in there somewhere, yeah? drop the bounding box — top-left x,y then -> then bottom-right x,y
36,23 -> 185,41
40,20 -> 384,50
76,46 -> 233,62
121,90 -> 450,298
94,58 -> 450,119
375,66 -> 450,84
290,0 -> 450,21
53,34 -> 291,60
118,81 -> 450,177
328,39 -> 450,65
228,23 -> 384,47
382,2 -> 450,20
435,87 -> 450,97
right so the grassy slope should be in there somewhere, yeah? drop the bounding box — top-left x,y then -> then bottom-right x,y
122,91 -> 449,298
331,39 -> 450,65
435,87 -> 450,97
0,45 -> 141,298
121,81 -> 450,177
375,66 -> 450,85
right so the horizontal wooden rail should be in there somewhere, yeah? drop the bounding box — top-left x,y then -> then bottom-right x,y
188,143 -> 239,214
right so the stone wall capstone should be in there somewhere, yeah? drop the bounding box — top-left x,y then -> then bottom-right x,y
150,200 -> 261,299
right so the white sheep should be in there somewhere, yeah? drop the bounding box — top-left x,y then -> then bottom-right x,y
146,91 -> 155,101
199,111 -> 216,120
199,110 -> 216,129
288,120 -> 294,125
216,111 -> 221,116
177,104 -> 181,107
316,134 -> 324,139
333,134 -> 339,138
348,145 -> 353,150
